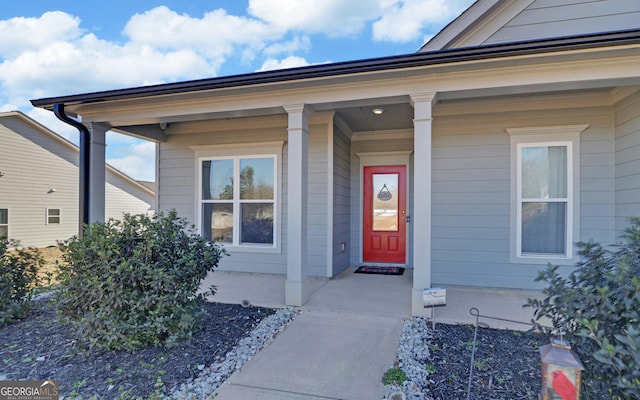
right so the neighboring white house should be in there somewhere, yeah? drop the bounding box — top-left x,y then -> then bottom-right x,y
31,0 -> 640,315
0,111 -> 155,247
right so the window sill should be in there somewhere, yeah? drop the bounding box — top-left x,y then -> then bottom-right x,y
219,244 -> 281,254
512,253 -> 575,266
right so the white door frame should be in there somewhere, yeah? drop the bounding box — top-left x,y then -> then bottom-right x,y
355,151 -> 412,266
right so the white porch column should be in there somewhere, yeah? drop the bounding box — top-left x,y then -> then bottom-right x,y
410,92 -> 436,316
283,104 -> 313,306
88,122 -> 108,223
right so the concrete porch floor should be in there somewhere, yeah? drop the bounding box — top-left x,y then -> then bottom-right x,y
200,266 -> 542,330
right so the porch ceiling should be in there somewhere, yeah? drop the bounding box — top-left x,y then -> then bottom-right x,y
105,100 -> 418,137
335,102 -> 414,132
109,84 -> 630,139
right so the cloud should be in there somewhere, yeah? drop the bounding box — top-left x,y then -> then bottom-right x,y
123,6 -> 275,63
0,12 -> 83,58
106,139 -> 156,182
0,3 -> 475,111
0,28 -> 212,109
0,6 -> 318,111
248,0 -> 381,37
263,36 -> 312,56
372,0 -> 466,42
0,102 -> 17,113
104,132 -> 140,145
258,56 -> 311,72
0,2 -> 475,180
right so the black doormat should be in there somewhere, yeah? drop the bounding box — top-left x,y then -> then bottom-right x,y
354,266 -> 405,275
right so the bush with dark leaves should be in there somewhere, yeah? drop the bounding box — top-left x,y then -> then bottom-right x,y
529,217 -> 640,399
0,237 -> 44,326
56,210 -> 225,351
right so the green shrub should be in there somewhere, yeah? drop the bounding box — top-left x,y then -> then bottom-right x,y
528,217 -> 640,399
0,238 -> 44,325
382,366 -> 408,385
56,210 -> 225,351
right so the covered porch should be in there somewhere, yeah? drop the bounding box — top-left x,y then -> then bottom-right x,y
199,267 -> 541,330
30,29 -> 640,318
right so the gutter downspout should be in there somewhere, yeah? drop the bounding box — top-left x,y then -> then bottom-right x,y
53,103 -> 90,235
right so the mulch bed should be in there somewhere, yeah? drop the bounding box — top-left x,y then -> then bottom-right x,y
426,324 -> 544,399
0,298 -> 274,399
424,323 -> 609,400
2,299 -> 610,400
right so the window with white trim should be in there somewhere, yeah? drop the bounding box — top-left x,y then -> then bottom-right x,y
199,154 -> 278,248
508,125 -> 585,264
0,209 -> 7,238
517,143 -> 570,256
194,141 -> 283,251
46,208 -> 60,224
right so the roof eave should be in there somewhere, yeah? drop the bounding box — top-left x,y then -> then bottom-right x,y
30,29 -> 640,110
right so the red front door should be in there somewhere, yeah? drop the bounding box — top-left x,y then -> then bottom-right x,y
363,165 -> 406,263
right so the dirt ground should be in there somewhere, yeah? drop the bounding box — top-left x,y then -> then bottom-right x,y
36,246 -> 63,285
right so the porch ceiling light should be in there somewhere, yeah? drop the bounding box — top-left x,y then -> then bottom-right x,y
372,108 -> 384,115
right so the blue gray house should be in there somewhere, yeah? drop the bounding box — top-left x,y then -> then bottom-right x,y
32,0 -> 640,315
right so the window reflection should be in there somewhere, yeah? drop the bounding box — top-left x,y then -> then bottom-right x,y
202,203 -> 233,243
372,173 -> 398,231
241,203 -> 274,244
240,158 -> 274,200
201,156 -> 276,246
522,202 -> 566,254
202,159 -> 233,200
520,144 -> 569,256
522,146 -> 567,199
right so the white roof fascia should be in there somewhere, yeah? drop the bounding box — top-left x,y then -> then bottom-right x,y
420,0 -> 535,51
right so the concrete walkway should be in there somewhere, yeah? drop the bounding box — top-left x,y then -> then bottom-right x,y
201,267 -> 541,399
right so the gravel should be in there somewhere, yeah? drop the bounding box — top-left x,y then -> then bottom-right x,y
386,318 -> 548,400
385,318 -> 613,400
0,298 -> 298,399
4,297 -> 607,400
169,307 -> 299,399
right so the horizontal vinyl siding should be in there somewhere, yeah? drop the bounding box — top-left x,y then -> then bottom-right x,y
431,103 -> 614,288
614,91 -> 640,233
307,124 -> 329,277
105,180 -> 153,219
105,164 -> 155,219
0,118 -> 79,247
157,145 -> 197,219
332,125 -> 351,275
349,152 -> 360,265
580,117 -> 615,245
485,0 -> 640,45
158,123 -> 289,274
0,116 -> 152,247
158,119 -> 331,277
431,121 -> 510,287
